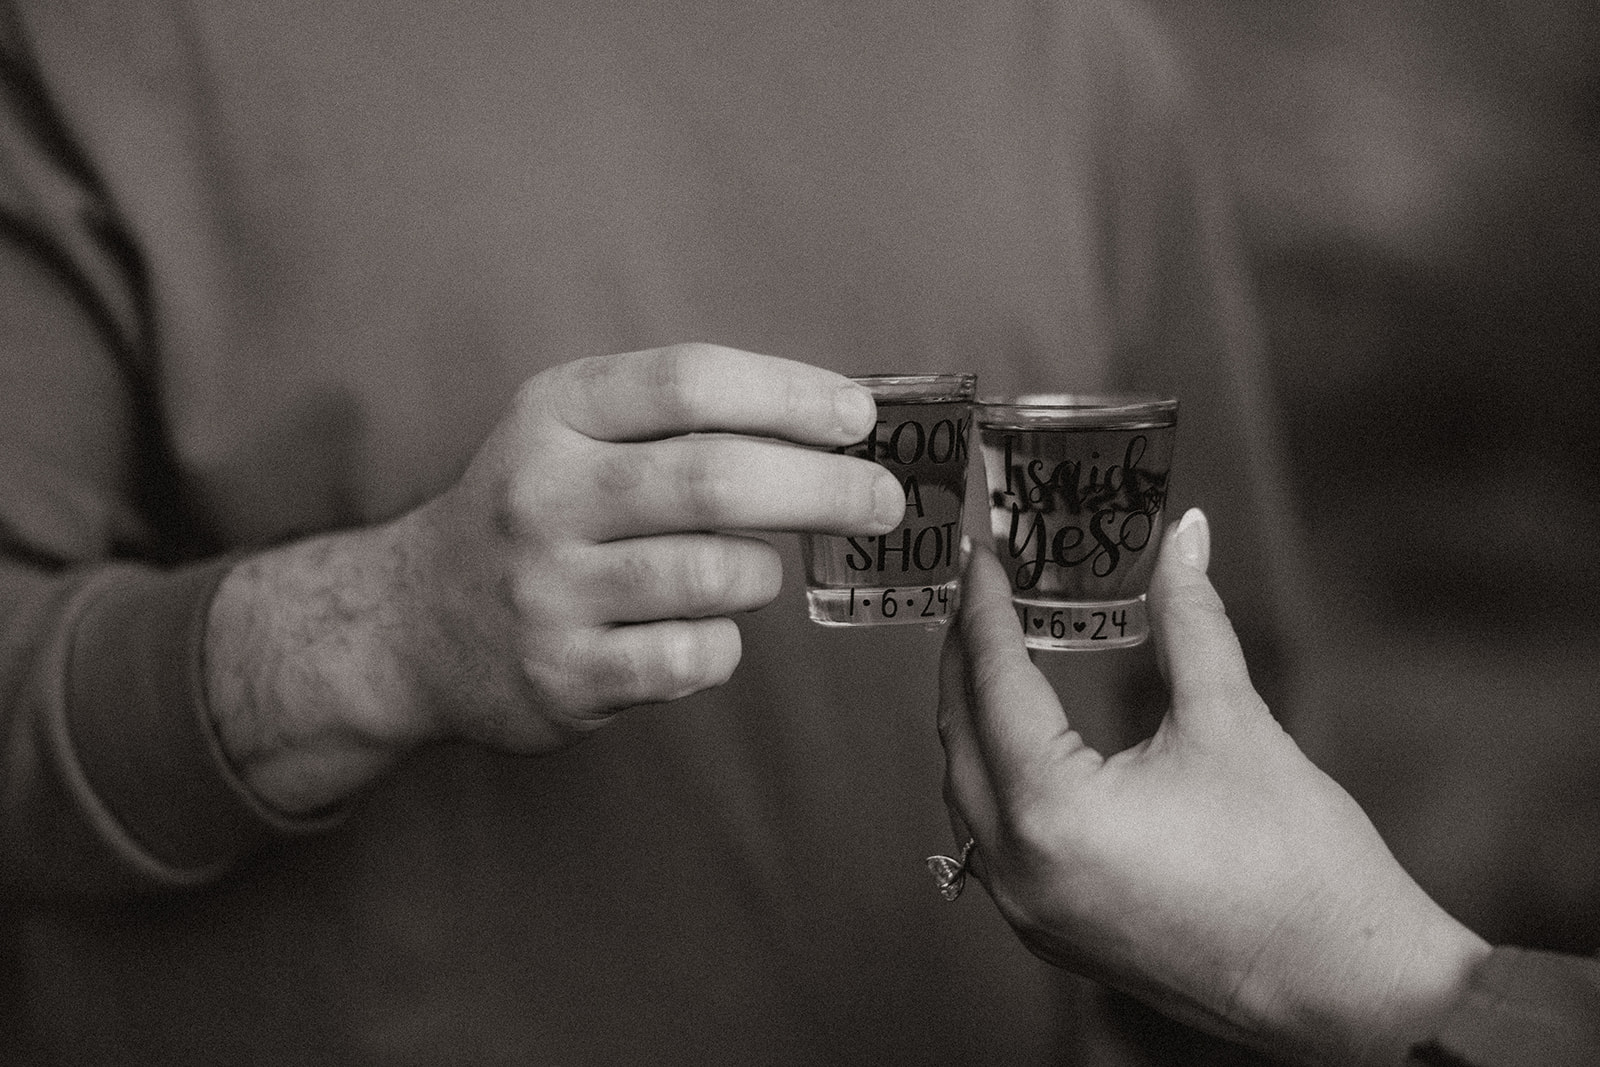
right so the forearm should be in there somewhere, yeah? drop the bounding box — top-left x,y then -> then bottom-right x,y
203,517 -> 433,816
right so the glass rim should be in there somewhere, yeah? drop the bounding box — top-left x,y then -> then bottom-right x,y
851,373 -> 978,401
975,392 -> 1177,429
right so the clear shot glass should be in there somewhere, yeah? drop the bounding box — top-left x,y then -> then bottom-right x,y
802,373 -> 978,628
976,394 -> 1178,650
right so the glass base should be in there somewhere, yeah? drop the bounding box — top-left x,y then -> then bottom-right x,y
807,580 -> 960,628
1014,595 -> 1148,651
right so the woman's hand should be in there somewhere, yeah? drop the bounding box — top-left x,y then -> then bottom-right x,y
937,509 -> 1490,1065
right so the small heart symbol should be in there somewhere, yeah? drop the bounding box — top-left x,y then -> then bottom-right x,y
1072,621 -> 1086,632
1031,618 -> 1044,629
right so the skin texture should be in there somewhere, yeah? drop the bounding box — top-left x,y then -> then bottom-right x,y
937,509 -> 1492,1065
204,344 -> 906,814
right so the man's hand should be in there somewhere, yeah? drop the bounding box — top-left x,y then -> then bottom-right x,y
937,509 -> 1490,1065
206,344 -> 903,812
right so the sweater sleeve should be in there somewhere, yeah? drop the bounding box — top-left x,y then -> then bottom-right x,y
1407,948 -> 1600,1067
0,12 -> 321,898
1,561 -> 297,896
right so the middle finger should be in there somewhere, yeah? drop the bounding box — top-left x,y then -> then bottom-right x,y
582,436 -> 904,541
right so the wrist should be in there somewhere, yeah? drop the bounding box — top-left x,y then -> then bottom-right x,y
1262,885 -> 1491,1067
1346,904 -> 1491,1066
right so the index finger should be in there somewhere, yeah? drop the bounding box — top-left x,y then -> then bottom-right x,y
953,546 -> 1099,784
549,343 -> 877,447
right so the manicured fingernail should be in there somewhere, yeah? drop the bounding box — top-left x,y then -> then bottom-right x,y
834,384 -> 876,438
872,472 -> 906,530
1173,508 -> 1211,572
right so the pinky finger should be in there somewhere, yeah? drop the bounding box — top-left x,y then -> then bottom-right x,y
553,617 -> 744,719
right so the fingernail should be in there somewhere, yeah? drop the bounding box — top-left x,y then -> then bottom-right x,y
872,472 -> 906,530
1172,508 -> 1211,572
834,384 -> 875,438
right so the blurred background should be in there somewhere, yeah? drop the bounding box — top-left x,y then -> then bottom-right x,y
1145,0 -> 1600,953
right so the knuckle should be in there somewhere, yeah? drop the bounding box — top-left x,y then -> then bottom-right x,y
565,634 -> 658,707
510,373 -> 547,416
656,629 -> 704,691
653,622 -> 739,698
597,642 -> 654,702
688,540 -> 779,611
1168,578 -> 1228,622
678,452 -> 737,522
594,448 -> 647,498
499,469 -> 553,541
652,343 -> 720,419
622,631 -> 702,701
519,646 -> 578,714
664,341 -> 726,372
493,492 -> 528,543
836,462 -> 891,526
771,368 -> 811,424
681,543 -> 735,606
510,367 -> 570,430
504,562 -> 564,624
563,353 -> 611,384
607,549 -> 659,596
504,569 -> 539,619
519,634 -> 622,726
547,354 -> 613,414
819,469 -> 858,524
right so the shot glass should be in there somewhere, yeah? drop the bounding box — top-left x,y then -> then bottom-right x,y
803,373 -> 978,628
976,393 -> 1177,650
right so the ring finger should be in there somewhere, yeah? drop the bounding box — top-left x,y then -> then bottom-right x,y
581,533 -> 783,625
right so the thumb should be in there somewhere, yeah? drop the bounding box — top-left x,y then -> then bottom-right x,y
1148,509 -> 1267,732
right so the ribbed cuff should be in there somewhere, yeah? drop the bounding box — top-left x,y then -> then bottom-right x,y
60,561 -> 340,884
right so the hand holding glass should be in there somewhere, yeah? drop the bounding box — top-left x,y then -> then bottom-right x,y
803,374 -> 977,628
